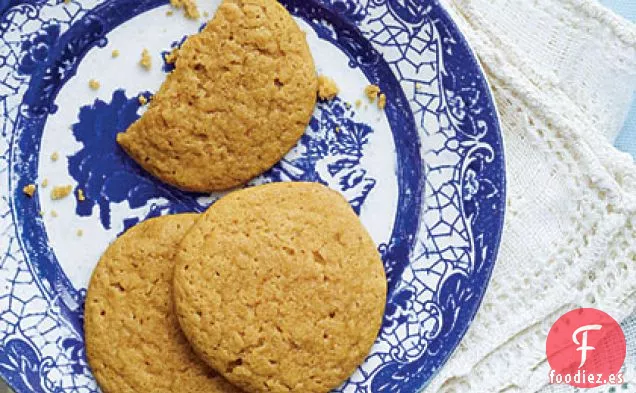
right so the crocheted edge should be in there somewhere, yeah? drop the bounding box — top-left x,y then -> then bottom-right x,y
427,2 -> 636,391
562,0 -> 636,45
444,0 -> 636,185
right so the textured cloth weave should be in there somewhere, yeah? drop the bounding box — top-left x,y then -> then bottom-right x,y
603,0 -> 636,159
425,0 -> 636,392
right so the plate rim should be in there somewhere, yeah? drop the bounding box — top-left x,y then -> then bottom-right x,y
0,0 -> 506,392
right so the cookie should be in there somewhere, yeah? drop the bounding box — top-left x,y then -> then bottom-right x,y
173,182 -> 387,393
84,214 -> 240,393
117,0 -> 318,192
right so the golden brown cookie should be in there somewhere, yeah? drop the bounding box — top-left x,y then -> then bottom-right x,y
84,214 -> 240,393
173,182 -> 387,393
117,0 -> 317,192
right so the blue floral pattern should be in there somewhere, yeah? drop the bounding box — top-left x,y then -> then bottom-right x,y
18,24 -> 60,76
67,89 -> 377,233
0,0 -> 505,392
68,89 -> 204,232
261,99 -> 376,214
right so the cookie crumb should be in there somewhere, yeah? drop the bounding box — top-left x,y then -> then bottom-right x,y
51,210 -> 58,218
364,84 -> 381,103
77,188 -> 86,202
39,211 -> 44,217
170,0 -> 200,19
63,0 -> 70,4
77,229 -> 84,237
88,79 -> 100,90
117,0 -> 315,192
203,11 -> 209,18
415,82 -> 423,91
51,185 -> 73,200
317,76 -> 339,101
140,49 -> 152,70
41,179 -> 49,188
377,93 -> 387,110
165,48 -> 179,64
166,10 -> 174,16
51,152 -> 59,162
23,184 -> 36,198
111,49 -> 120,58
355,99 -> 362,108
138,95 -> 148,106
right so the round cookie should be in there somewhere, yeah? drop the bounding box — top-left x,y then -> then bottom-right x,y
84,214 -> 240,393
173,182 -> 387,393
117,0 -> 318,192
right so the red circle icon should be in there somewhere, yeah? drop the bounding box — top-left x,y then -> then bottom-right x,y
546,308 -> 626,388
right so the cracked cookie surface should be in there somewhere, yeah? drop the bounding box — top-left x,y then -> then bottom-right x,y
84,214 -> 240,393
174,182 -> 387,393
117,0 -> 317,192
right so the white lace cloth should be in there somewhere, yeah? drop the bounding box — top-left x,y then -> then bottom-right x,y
424,0 -> 636,392
0,2 -> 633,393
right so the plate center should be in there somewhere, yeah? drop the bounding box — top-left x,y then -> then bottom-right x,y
37,3 -> 401,289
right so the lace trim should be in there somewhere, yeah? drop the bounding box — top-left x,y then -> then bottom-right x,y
562,0 -> 636,44
427,1 -> 636,391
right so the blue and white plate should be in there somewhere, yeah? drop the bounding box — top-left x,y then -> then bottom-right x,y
0,0 -> 505,392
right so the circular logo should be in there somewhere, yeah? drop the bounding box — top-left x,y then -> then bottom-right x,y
546,308 -> 626,388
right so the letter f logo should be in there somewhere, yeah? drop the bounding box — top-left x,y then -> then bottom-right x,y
572,324 -> 602,368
